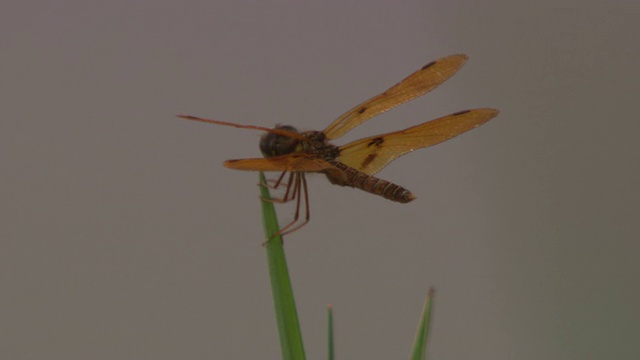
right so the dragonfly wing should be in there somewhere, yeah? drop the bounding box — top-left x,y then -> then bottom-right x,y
224,153 -> 337,172
337,108 -> 499,175
323,54 -> 468,140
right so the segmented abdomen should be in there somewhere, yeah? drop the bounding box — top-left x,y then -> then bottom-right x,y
327,162 -> 416,203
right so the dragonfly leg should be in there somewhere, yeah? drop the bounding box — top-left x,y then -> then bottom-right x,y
259,171 -> 289,189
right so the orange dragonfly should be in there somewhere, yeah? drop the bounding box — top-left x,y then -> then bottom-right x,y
179,54 -> 498,235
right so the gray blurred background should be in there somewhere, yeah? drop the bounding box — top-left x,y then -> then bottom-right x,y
2,1 -> 638,359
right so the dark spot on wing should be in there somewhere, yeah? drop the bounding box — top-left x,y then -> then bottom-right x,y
357,107 -> 367,114
421,60 -> 437,70
361,153 -> 377,169
367,137 -> 384,147
452,109 -> 471,116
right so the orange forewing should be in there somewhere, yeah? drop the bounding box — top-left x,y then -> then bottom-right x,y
322,54 -> 468,140
224,153 -> 337,173
337,108 -> 499,175
177,114 -> 306,141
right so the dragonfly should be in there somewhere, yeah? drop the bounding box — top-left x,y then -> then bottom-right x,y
179,54 -> 498,235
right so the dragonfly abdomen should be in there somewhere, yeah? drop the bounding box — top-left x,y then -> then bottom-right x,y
327,162 -> 416,203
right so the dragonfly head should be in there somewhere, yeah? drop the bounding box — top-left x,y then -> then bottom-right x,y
260,125 -> 301,158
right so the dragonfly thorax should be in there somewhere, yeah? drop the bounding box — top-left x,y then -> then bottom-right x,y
260,126 -> 340,162
299,130 -> 340,162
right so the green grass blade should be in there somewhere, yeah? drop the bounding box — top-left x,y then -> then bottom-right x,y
259,172 -> 306,360
327,305 -> 334,360
409,288 -> 435,360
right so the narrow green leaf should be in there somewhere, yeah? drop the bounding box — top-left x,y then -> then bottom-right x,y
327,305 -> 334,360
259,172 -> 306,360
409,288 -> 435,360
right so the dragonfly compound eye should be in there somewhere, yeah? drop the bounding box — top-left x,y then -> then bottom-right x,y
260,125 -> 300,157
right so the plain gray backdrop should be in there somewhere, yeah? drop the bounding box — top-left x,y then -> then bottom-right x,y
2,1 -> 638,359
